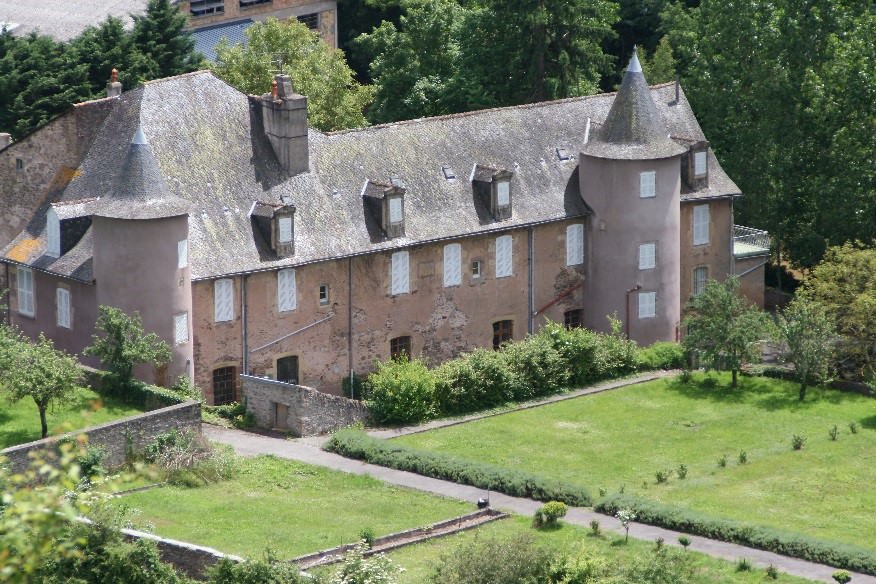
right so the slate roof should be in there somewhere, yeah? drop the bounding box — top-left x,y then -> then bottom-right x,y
0,0 -> 150,41
0,70 -> 740,283
191,19 -> 253,62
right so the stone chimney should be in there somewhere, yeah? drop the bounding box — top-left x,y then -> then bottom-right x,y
106,68 -> 122,98
260,74 -> 309,176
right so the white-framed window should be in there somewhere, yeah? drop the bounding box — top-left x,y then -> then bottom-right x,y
278,216 -> 293,243
319,283 -> 329,306
56,287 -> 71,329
443,243 -> 462,287
694,151 -> 707,176
496,181 -> 510,207
388,197 -> 403,224
495,235 -> 513,278
214,278 -> 234,322
390,251 -> 410,295
639,291 -> 657,319
566,224 -> 584,266
693,266 -> 708,296
174,312 -> 188,344
46,208 -> 60,258
640,171 -> 656,198
471,260 -> 482,278
177,239 -> 188,269
278,268 -> 297,312
16,267 -> 34,317
639,243 -> 656,270
693,204 -> 710,245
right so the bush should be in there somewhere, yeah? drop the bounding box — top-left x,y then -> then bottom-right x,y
431,534 -> 556,584
833,570 -> 852,583
533,501 -> 567,528
434,349 -> 517,415
637,342 -> 686,370
676,464 -> 688,480
145,429 -> 235,487
830,425 -> 839,441
324,429 -> 591,506
766,564 -> 779,579
342,372 -> 366,400
592,316 -> 639,380
595,494 -> 876,575
328,542 -> 400,584
203,402 -> 254,429
655,469 -> 670,484
792,434 -> 807,450
736,557 -> 753,572
738,451 -> 748,465
678,535 -> 691,549
538,320 -> 637,386
364,357 -> 436,425
207,556 -> 307,583
502,334 -> 569,400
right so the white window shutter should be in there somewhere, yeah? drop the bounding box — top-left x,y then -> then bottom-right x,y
496,235 -> 513,278
496,181 -> 510,206
17,267 -> 34,316
389,198 -> 403,224
174,312 -> 188,344
178,239 -> 188,269
693,204 -> 710,245
277,268 -> 297,312
391,251 -> 409,295
278,217 -> 293,243
214,279 -> 234,322
639,292 -> 656,318
639,243 -> 656,270
694,151 -> 707,176
640,171 -> 656,198
46,208 -> 60,258
56,288 -> 70,328
443,243 -> 461,287
566,224 -> 584,266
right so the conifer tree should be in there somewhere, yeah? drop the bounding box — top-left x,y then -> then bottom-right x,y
131,0 -> 202,79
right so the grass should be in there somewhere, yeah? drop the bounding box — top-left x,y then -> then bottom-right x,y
311,516 -> 818,583
394,373 -> 876,549
0,386 -> 144,449
118,455 -> 474,558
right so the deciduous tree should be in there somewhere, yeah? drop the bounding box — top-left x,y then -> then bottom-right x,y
776,298 -> 835,400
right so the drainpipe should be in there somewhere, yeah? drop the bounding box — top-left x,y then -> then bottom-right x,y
348,257 -> 354,398
241,275 -> 249,375
3,263 -> 9,326
625,284 -> 641,339
527,226 -> 534,334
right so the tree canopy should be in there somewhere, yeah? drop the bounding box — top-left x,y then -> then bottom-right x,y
776,298 -> 835,400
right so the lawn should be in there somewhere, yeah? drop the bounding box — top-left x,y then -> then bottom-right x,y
118,455 -> 474,558
312,516 -> 818,584
0,385 -> 144,449
394,373 -> 876,549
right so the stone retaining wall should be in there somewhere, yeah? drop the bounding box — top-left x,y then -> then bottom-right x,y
1,401 -> 201,473
241,375 -> 369,437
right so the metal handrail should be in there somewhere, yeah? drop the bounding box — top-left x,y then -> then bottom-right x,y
733,224 -> 771,252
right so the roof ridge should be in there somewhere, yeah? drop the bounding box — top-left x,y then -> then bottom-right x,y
142,69 -> 213,86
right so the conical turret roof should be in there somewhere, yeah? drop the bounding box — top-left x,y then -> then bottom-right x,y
582,50 -> 686,160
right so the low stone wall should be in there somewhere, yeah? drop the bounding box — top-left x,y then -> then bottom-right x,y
122,527 -> 242,579
1,401 -> 201,473
241,375 -> 369,437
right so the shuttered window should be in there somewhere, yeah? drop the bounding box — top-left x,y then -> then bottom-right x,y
47,208 -> 60,258
693,204 -> 710,245
443,243 -> 462,287
178,239 -> 188,269
389,198 -> 403,224
278,268 -> 297,312
17,267 -> 34,317
174,312 -> 189,344
214,279 -> 234,322
694,151 -> 707,176
56,288 -> 71,328
640,171 -> 656,198
639,243 -> 656,270
496,181 -> 510,207
566,224 -> 584,266
495,235 -> 513,278
278,217 -> 293,243
639,292 -> 656,319
390,251 -> 410,295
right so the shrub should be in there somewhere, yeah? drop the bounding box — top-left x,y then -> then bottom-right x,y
595,494 -> 876,575
637,342 -> 686,370
678,535 -> 691,549
833,570 -> 852,583
792,434 -> 807,450
359,528 -> 376,549
145,429 -> 235,487
502,334 -> 569,400
329,542 -> 400,584
766,564 -> 779,579
170,375 -> 202,402
431,534 -> 556,584
592,316 -> 639,380
718,454 -> 728,468
538,319 -> 637,386
342,373 -> 366,400
203,401 -> 255,429
850,421 -> 859,434
676,464 -> 688,479
433,349 -> 517,415
589,519 -> 601,536
533,501 -> 567,528
654,536 -> 665,551
324,429 -> 591,505
207,556 -> 307,583
830,425 -> 839,441
738,451 -> 748,465
364,357 -> 436,425
616,508 -> 637,542
736,557 -> 753,572
655,469 -> 670,484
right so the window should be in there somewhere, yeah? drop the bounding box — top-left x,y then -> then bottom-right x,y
278,268 -> 297,312
640,171 -> 656,198
443,243 -> 462,287
214,279 -> 234,322
276,356 -> 299,384
496,181 -> 510,207
46,209 -> 60,258
566,224 -> 584,266
212,366 -> 236,405
297,12 -> 319,29
694,151 -> 707,176
190,0 -> 224,15
177,240 -> 188,269
56,288 -> 71,329
564,309 -> 582,329
388,197 -> 403,224
390,251 -> 410,295
390,336 -> 411,360
693,204 -> 710,245
638,292 -> 656,319
693,266 -> 708,296
15,158 -> 23,171
492,320 -> 513,349
278,216 -> 293,243
495,235 -> 513,278
16,267 -> 34,317
174,312 -> 189,344
319,284 -> 329,306
471,260 -> 482,278
638,243 -> 656,270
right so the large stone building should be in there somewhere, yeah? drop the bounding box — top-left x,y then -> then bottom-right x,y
0,54 -> 769,403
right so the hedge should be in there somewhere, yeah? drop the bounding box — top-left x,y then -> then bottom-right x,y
595,494 -> 876,575
324,428 -> 592,506
84,368 -> 190,410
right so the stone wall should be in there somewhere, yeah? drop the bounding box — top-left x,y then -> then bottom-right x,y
241,375 -> 368,436
1,401 -> 201,473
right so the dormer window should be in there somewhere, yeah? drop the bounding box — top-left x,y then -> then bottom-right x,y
694,151 -> 707,176
46,208 -> 60,258
363,178 -> 405,239
682,140 -> 710,190
472,165 -> 513,221
249,200 -> 296,258
278,217 -> 292,243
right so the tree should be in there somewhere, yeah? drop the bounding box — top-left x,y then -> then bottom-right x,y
0,329 -> 83,438
642,36 -> 676,84
797,243 -> 876,381
212,18 -> 374,132
69,17 -> 153,96
776,298 -> 835,400
131,0 -> 202,80
84,306 -> 171,389
682,278 -> 771,388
